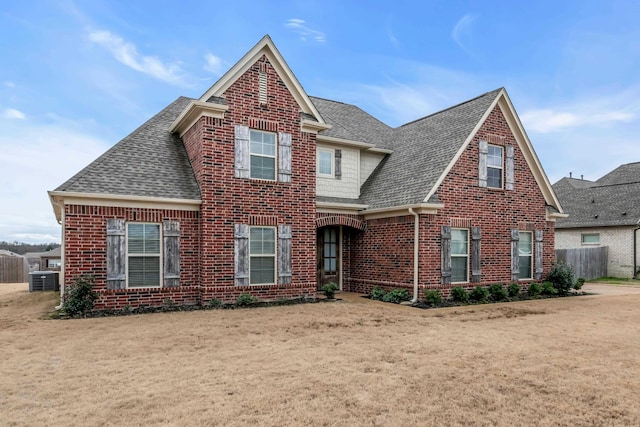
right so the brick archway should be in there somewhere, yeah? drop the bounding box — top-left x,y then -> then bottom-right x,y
315,215 -> 366,231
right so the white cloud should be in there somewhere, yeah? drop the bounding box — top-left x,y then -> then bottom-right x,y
521,108 -> 634,133
452,14 -> 478,54
4,81 -> 16,88
285,18 -> 326,43
3,108 -> 26,120
203,52 -> 223,75
88,29 -> 187,85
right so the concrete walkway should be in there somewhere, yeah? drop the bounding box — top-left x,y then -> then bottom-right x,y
583,282 -> 640,296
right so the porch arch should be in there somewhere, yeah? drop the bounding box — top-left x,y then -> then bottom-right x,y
315,215 -> 366,231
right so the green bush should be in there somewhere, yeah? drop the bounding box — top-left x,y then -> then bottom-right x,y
322,282 -> 339,299
488,284 -> 508,302
207,298 -> 223,308
508,283 -> 521,298
450,286 -> 469,303
382,288 -> 410,304
527,282 -> 542,297
546,261 -> 576,295
236,293 -> 258,307
541,281 -> 558,296
423,289 -> 442,306
574,278 -> 585,291
470,286 -> 489,303
370,286 -> 387,301
63,275 -> 98,317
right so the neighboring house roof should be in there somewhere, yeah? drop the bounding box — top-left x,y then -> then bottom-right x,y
553,163 -> 640,228
0,249 -> 21,257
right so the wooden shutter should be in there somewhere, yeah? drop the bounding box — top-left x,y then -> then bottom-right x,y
478,140 -> 488,187
441,226 -> 452,285
471,226 -> 482,283
278,132 -> 292,182
278,225 -> 292,284
163,220 -> 180,288
234,125 -> 250,178
511,229 -> 520,282
535,229 -> 544,280
234,224 -> 249,286
505,144 -> 515,190
335,149 -> 342,180
106,219 -> 126,290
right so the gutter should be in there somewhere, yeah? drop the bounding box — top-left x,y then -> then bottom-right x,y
408,208 -> 419,303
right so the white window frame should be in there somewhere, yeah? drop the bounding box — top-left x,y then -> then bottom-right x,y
249,130 -> 277,181
126,222 -> 162,289
519,231 -> 533,280
581,233 -> 600,245
249,226 -> 277,285
317,148 -> 334,177
451,228 -> 469,283
487,144 -> 504,189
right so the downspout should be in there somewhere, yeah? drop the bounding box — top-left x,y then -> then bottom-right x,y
634,223 -> 640,280
55,205 -> 65,310
408,208 -> 419,303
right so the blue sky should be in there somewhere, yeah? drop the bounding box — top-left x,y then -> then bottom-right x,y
1,0 -> 639,243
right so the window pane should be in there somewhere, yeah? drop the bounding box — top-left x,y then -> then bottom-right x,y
318,150 -> 332,175
250,155 -> 275,180
128,256 -> 160,287
451,229 -> 468,255
519,232 -> 532,255
250,228 -> 275,255
250,257 -> 275,284
582,234 -> 600,244
128,224 -> 160,254
451,257 -> 468,283
487,167 -> 502,188
250,131 -> 276,156
487,145 -> 503,167
519,255 -> 532,279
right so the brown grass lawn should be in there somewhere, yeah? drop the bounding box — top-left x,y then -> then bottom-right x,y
2,283 -> 640,426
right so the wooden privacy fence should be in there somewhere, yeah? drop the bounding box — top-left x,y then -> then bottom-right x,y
555,246 -> 608,281
0,257 -> 29,283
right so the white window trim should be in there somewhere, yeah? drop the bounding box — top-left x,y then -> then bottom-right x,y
519,231 -> 533,280
487,144 -> 504,189
581,233 -> 600,245
250,130 -> 277,181
451,228 -> 469,284
126,222 -> 162,289
249,226 -> 277,285
317,148 -> 334,178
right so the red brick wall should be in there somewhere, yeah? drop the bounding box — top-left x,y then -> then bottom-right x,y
63,205 -> 200,309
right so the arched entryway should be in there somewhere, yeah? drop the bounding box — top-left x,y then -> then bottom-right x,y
316,215 -> 366,290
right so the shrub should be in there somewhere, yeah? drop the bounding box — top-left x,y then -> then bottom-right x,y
370,286 -> 387,301
382,288 -> 410,304
508,283 -> 521,298
63,275 -> 98,317
546,261 -> 576,295
488,284 -> 508,302
541,281 -> 558,296
450,286 -> 469,303
322,282 -> 339,299
423,290 -> 442,306
527,282 -> 542,298
470,286 -> 489,303
236,293 -> 258,307
207,298 -> 223,308
574,278 -> 585,291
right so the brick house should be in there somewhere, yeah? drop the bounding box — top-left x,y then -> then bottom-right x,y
48,35 -> 565,309
553,163 -> 640,279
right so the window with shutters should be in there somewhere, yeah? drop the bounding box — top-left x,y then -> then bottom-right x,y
250,130 -> 276,180
519,231 -> 533,280
317,148 -> 334,177
487,145 -> 503,188
127,223 -> 161,288
451,228 -> 469,283
250,226 -> 276,284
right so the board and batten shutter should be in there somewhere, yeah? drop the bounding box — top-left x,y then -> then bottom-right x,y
234,125 -> 250,178
234,224 -> 249,286
478,140 -> 488,187
335,149 -> 342,180
471,226 -> 482,283
511,229 -> 520,281
163,220 -> 180,288
441,226 -> 452,285
535,229 -> 544,280
278,225 -> 292,284
106,218 -> 126,290
505,144 -> 515,190
278,132 -> 292,182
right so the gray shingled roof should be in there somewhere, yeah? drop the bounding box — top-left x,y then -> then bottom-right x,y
358,89 -> 501,209
55,97 -> 201,200
553,164 -> 640,228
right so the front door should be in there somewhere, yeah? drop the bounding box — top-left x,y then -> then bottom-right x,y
317,227 -> 339,289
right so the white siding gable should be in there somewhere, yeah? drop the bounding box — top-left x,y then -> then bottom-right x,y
316,144 -> 359,199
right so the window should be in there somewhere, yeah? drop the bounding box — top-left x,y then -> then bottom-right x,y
317,149 -> 334,177
451,229 -> 469,283
582,233 -> 600,245
323,228 -> 338,274
47,259 -> 61,269
250,130 -> 276,180
127,223 -> 161,288
487,145 -> 503,188
250,227 -> 276,284
519,231 -> 533,280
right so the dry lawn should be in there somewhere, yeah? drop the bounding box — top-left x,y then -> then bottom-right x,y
2,283 -> 640,426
